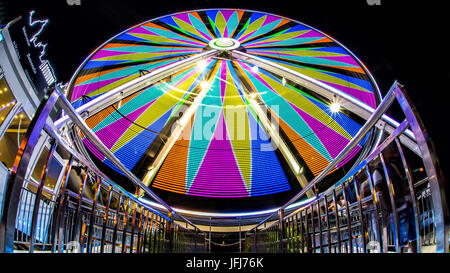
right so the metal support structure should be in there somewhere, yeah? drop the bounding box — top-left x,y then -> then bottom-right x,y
324,197 -> 331,253
121,198 -> 131,253
278,209 -> 285,252
100,186 -> 113,253
0,88 -> 59,253
0,102 -> 22,138
28,140 -> 57,253
395,138 -> 422,253
111,193 -> 122,253
136,207 -> 145,253
353,175 -> 367,253
393,85 -> 448,253
332,189 -> 342,253
129,202 -> 138,253
342,182 -> 353,253
380,154 -> 400,252
51,156 -> 73,253
53,85 -> 198,230
167,210 -> 174,253
316,200 -> 323,253
72,168 -> 88,245
87,177 -> 101,253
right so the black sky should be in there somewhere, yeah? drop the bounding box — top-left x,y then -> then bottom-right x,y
1,0 -> 449,182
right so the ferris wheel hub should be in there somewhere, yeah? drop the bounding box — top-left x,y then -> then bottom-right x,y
208,38 -> 240,51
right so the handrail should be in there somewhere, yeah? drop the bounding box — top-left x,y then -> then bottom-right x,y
52,85 -> 200,230
0,83 -> 205,253
244,81 -> 448,253
43,122 -> 170,221
249,81 -> 398,231
281,119 -> 409,223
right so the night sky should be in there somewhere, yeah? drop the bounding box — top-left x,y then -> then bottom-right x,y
1,0 -> 449,183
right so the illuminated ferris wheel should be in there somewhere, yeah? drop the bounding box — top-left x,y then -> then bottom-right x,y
66,9 -> 382,210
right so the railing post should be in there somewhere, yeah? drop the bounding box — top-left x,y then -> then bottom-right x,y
365,166 -> 384,252
111,193 -> 122,253
316,200 -> 323,253
141,211 -> 150,253
100,186 -> 113,253
299,211 -> 304,253
380,154 -> 401,252
395,138 -> 422,253
136,208 -> 146,253
353,175 -> 367,253
167,210 -> 174,253
72,168 -> 88,248
238,218 -> 242,253
304,209 -> 310,253
332,189 -> 342,253
51,156 -> 73,253
324,196 -> 332,253
29,140 -> 58,253
0,87 -> 59,253
209,217 -> 212,253
278,209 -> 285,253
254,228 -> 257,253
342,182 -> 353,253
310,204 -> 316,253
87,177 -> 101,253
129,202 -> 137,253
121,198 -> 131,253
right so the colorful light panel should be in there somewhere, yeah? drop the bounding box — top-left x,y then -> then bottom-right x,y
68,9 -> 379,199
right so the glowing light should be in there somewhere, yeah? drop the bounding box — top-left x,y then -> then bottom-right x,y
330,101 -> 341,113
282,77 -> 286,86
251,65 -> 259,73
138,196 -> 315,218
197,60 -> 207,72
200,80 -> 209,90
249,93 -> 257,99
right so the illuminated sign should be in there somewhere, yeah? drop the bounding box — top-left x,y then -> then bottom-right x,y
7,10 -> 56,98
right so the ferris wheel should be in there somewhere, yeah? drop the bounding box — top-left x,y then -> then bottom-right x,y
66,9 -> 381,207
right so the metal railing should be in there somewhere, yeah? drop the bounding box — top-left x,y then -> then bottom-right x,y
244,81 -> 448,253
0,84 -> 206,253
0,79 -> 447,253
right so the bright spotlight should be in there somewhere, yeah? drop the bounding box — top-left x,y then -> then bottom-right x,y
200,80 -> 209,90
251,65 -> 259,73
330,102 -> 340,113
197,60 -> 207,71
249,93 -> 257,99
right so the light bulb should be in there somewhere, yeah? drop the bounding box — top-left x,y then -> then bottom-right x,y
197,60 -> 207,72
330,102 -> 340,113
200,80 -> 209,90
